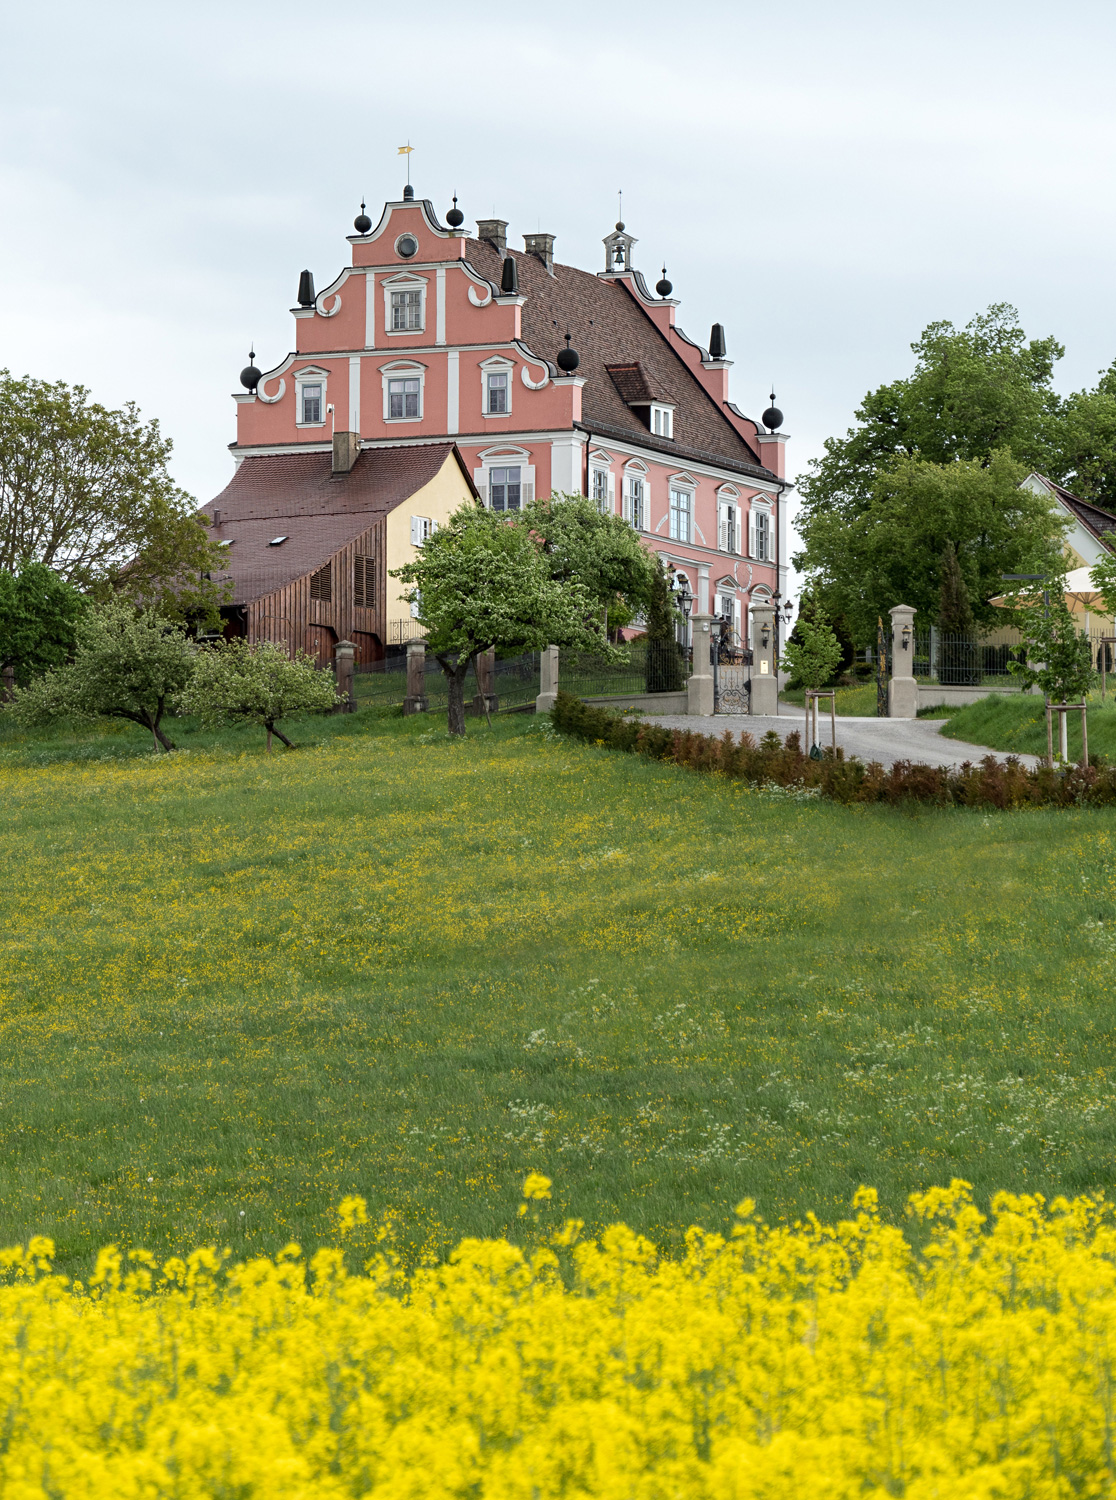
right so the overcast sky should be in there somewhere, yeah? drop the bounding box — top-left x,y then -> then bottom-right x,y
4,0 -> 1116,576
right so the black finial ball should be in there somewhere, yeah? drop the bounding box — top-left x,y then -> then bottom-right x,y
615,220 -> 625,232
762,401 -> 783,431
354,199 -> 372,234
656,274 -> 673,297
402,183 -> 414,201
556,333 -> 580,374
240,352 -> 261,392
446,194 -> 464,228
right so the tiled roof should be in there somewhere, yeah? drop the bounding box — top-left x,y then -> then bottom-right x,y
1033,474 -> 1116,553
605,362 -> 671,406
202,443 -> 461,604
464,240 -> 773,478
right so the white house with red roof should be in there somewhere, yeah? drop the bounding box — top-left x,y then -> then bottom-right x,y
220,185 -> 792,655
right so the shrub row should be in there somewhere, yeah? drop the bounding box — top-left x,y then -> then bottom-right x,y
551,691 -> 1116,809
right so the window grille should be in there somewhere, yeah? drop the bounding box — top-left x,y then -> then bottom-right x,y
301,384 -> 322,423
490,465 -> 522,512
390,289 -> 423,330
487,372 -> 508,413
310,562 -> 332,602
353,555 -> 376,608
669,487 -> 692,543
388,377 -> 421,419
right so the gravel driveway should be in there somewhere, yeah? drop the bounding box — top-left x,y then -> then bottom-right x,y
639,706 -> 1041,771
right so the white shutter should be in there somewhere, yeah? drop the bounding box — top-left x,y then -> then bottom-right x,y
718,506 -> 728,552
522,481 -> 534,503
411,515 -> 421,545
621,476 -> 631,524
429,518 -> 439,535
477,483 -> 488,506
749,511 -> 757,559
608,472 -> 616,512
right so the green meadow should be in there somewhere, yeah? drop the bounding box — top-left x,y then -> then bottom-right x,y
2,704 -> 1116,1274
939,691 -> 1116,760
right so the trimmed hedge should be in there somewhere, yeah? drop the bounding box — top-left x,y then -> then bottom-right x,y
551,692 -> 1116,809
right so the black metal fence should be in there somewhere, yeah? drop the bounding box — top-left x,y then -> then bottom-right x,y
906,630 -> 1025,685
354,650 -> 540,713
560,640 -> 693,699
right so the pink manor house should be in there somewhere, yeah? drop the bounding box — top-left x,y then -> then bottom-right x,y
208,185 -> 790,660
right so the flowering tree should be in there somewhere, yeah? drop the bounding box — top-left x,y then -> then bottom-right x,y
179,639 -> 341,752
9,598 -> 195,751
0,562 -> 86,688
392,502 -> 611,736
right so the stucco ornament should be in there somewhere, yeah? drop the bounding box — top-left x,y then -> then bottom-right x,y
467,284 -> 493,307
257,377 -> 286,405
520,360 -> 550,391
315,292 -> 342,317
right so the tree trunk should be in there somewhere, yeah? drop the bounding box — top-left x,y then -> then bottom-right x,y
265,720 -> 294,750
446,661 -> 472,737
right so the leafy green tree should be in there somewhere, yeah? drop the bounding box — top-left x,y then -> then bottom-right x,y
1052,362 -> 1116,510
9,599 -> 194,751
798,449 -> 1066,642
781,604 -> 843,692
796,305 -> 1063,530
521,493 -> 656,638
937,542 -> 975,636
392,502 -> 610,736
0,370 -> 227,623
643,558 -> 685,692
0,563 -> 86,687
178,639 -> 340,752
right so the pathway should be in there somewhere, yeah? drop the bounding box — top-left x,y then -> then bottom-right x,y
639,705 -> 1041,771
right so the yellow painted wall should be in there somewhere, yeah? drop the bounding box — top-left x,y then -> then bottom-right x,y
385,452 -> 476,630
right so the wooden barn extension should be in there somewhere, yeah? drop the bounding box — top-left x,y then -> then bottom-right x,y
203,438 -> 477,665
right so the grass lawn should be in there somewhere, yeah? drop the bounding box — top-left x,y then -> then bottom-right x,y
3,702 -> 1116,1274
940,692 -> 1116,760
780,682 -> 879,716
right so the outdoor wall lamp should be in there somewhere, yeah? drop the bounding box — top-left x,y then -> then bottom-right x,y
761,622 -> 771,650
676,582 -> 693,618
902,624 -> 912,650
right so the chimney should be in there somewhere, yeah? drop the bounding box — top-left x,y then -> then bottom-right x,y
476,218 -> 507,254
332,431 -> 361,475
523,232 -> 555,273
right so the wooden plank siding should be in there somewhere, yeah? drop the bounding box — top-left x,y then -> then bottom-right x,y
246,518 -> 388,665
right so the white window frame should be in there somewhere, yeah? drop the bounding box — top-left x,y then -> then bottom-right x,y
669,482 -> 693,543
623,462 -> 649,531
294,366 -> 329,428
410,515 -> 437,547
588,449 -> 616,515
651,403 -> 674,439
750,502 -> 772,561
382,273 -> 427,336
473,448 -> 535,510
381,362 -> 426,423
480,356 -> 514,419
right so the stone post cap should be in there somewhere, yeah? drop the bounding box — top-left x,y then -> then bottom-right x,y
334,639 -> 355,656
889,604 -> 916,619
751,601 -> 775,615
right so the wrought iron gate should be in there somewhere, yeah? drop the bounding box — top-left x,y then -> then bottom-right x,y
876,617 -> 891,718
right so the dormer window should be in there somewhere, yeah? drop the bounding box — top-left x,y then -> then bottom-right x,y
651,404 -> 673,439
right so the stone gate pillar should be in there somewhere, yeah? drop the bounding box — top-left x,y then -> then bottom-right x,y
473,646 -> 498,715
687,614 -> 715,715
750,603 -> 778,715
888,605 -> 918,718
334,639 -> 356,713
536,646 -> 559,713
403,638 -> 428,715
